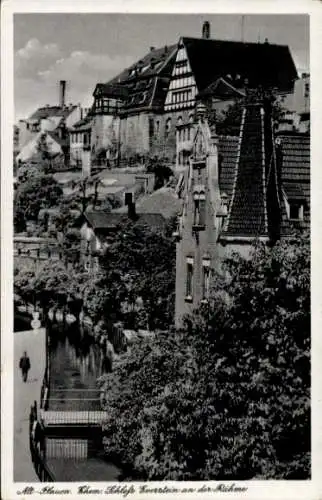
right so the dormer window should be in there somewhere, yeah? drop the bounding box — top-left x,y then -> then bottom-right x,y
138,92 -> 147,104
283,184 -> 305,222
289,203 -> 303,221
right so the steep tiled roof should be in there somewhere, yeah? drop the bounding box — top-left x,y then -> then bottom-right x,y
109,45 -> 177,85
279,134 -> 310,183
94,83 -> 129,99
99,45 -> 177,113
217,123 -> 310,239
278,134 -> 310,234
182,37 -> 297,93
218,135 -> 239,202
283,183 -> 306,200
29,105 -> 77,121
224,104 -> 267,236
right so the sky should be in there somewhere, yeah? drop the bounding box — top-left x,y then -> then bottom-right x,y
14,14 -> 309,122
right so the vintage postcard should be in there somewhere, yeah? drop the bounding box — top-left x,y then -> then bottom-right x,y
2,0 -> 322,499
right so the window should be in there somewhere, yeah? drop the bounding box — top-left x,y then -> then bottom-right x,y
202,260 -> 211,300
165,118 -> 172,136
183,151 -> 190,166
138,92 -> 147,104
186,257 -> 194,300
155,120 -> 160,135
193,197 -> 206,228
149,117 -> 154,139
289,203 -> 302,220
304,82 -> 310,98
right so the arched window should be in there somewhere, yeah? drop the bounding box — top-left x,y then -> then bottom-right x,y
165,118 -> 172,136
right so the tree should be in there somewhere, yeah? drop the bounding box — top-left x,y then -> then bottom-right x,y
98,220 -> 176,330
214,88 -> 286,136
14,173 -> 63,226
14,260 -> 90,316
147,157 -> 174,190
100,233 -> 310,480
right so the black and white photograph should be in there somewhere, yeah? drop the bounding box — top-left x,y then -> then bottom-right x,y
2,2 -> 321,498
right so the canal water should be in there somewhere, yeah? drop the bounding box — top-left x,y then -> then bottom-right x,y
14,313 -> 122,481
48,321 -> 103,411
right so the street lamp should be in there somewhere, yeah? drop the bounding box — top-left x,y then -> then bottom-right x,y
55,310 -> 64,322
31,311 -> 41,332
66,313 -> 77,325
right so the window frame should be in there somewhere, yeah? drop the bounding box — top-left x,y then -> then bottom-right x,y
193,191 -> 206,229
185,257 -> 194,302
289,202 -> 303,221
202,258 -> 211,301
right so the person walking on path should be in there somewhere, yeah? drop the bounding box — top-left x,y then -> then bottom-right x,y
19,351 -> 31,382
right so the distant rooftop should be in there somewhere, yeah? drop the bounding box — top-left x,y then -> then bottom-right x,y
28,105 -> 77,121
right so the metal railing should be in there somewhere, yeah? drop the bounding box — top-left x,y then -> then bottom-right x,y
47,397 -> 102,412
40,409 -> 106,426
29,401 -> 55,482
43,387 -> 102,412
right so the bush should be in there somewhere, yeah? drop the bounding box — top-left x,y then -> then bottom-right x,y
100,234 -> 310,480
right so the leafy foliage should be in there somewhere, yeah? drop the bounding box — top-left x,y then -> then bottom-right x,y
14,173 -> 63,225
100,234 -> 310,480
97,220 -> 176,330
214,89 -> 286,136
147,157 -> 174,190
14,260 -> 89,311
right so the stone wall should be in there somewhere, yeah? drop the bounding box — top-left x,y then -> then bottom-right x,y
119,113 -> 150,160
91,115 -> 120,157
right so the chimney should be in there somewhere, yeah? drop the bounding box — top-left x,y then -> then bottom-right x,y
59,80 -> 66,108
128,201 -> 136,219
202,21 -> 210,39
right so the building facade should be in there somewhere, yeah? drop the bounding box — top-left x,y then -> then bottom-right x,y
174,99 -> 310,326
17,81 -> 86,166
89,21 -> 298,171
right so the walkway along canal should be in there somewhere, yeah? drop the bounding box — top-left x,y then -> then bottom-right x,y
26,317 -> 122,481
